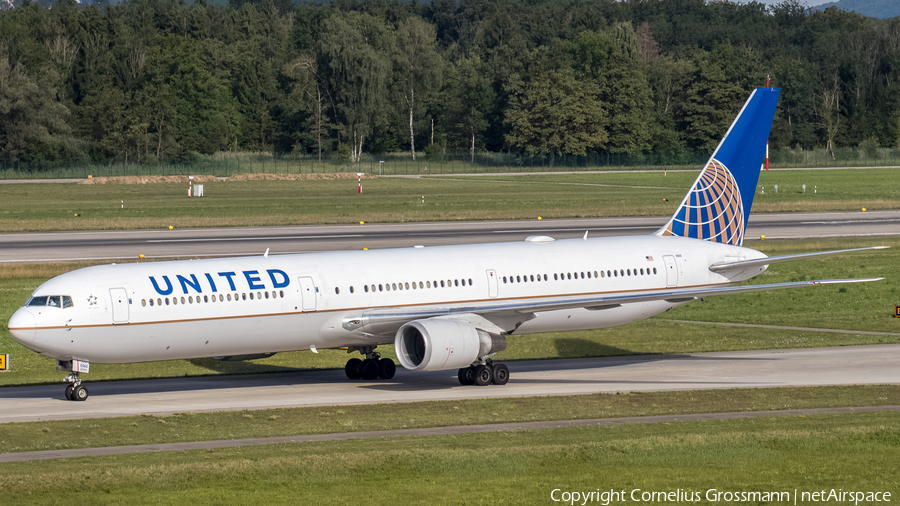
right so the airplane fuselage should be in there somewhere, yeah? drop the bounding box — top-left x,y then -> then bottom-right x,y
10,234 -> 766,364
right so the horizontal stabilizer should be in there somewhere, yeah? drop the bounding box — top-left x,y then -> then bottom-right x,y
709,246 -> 889,273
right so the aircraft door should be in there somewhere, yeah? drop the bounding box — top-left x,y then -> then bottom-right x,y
663,255 -> 678,288
110,288 -> 129,323
298,277 -> 317,311
486,269 -> 498,298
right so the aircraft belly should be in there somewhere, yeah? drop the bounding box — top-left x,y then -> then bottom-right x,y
34,313 -> 331,363
515,301 -> 677,334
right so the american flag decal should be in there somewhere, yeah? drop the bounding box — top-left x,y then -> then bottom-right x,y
646,256 -> 654,261
661,158 -> 745,246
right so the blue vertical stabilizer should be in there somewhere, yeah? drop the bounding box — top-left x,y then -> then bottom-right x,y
658,88 -> 780,246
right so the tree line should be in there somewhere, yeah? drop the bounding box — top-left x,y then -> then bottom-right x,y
1,0 -> 900,168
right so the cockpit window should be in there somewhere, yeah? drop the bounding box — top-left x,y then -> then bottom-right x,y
28,296 -> 48,307
26,295 -> 73,308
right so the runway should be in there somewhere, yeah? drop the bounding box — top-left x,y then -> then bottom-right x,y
1,210 -> 899,263
2,344 -> 898,423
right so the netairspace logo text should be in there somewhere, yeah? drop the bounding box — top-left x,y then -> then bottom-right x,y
549,488 -> 892,505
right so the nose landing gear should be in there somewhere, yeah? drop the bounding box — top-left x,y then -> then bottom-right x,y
344,347 -> 396,381
58,360 -> 89,401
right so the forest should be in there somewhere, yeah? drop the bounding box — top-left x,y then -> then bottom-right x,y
1,0 -> 900,169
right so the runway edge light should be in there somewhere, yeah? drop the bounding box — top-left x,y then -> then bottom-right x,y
895,305 -> 900,318
0,354 -> 8,371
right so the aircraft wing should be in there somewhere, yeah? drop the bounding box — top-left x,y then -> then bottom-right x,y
346,277 -> 883,335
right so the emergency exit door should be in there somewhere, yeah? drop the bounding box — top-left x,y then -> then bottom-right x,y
298,277 -> 317,311
110,288 -> 129,323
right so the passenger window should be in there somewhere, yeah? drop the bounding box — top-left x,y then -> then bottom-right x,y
440,280 -> 445,287
653,267 -> 657,274
157,298 -> 162,306
149,299 -> 154,307
427,281 -> 432,288
165,298 -> 170,305
142,299 -> 147,307
405,282 -> 410,290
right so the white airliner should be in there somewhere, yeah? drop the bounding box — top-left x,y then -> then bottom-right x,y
7,88 -> 886,401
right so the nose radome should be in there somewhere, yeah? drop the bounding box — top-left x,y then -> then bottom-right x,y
8,308 -> 36,345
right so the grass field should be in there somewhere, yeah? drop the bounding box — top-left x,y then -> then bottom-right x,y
0,169 -> 898,232
1,410 -> 897,504
1,237 -> 896,387
2,385 -> 897,454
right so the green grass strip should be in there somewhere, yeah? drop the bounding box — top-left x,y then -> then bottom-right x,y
3,385 -> 898,454
1,169 -> 898,232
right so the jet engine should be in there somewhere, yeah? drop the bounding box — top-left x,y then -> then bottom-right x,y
394,318 -> 506,372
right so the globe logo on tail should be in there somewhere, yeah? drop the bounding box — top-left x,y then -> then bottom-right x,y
662,158 -> 745,246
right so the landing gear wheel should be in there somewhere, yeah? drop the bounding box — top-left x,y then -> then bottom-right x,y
345,358 -> 362,380
378,358 -> 396,379
458,367 -> 475,385
72,385 -> 89,401
491,363 -> 510,385
64,384 -> 75,400
360,359 -> 380,380
474,365 -> 493,386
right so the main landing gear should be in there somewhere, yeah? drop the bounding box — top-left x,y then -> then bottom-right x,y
344,347 -> 396,381
458,359 -> 509,386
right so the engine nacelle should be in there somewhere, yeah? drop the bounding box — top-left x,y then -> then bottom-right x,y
394,318 -> 507,372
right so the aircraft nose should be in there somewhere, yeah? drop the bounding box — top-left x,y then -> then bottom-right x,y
8,308 -> 36,345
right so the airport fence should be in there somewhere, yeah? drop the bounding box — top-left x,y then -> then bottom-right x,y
2,147 -> 900,180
